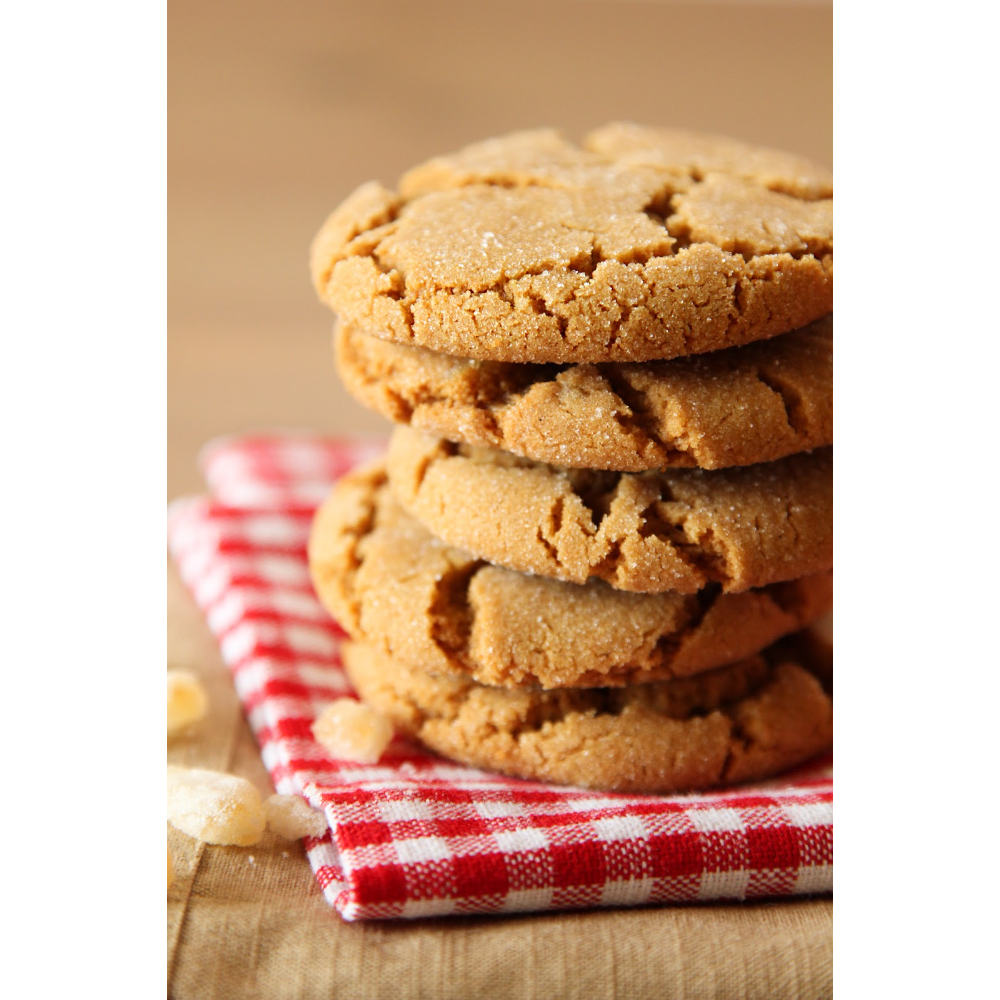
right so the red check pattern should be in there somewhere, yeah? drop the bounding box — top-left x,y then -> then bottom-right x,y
168,434 -> 833,921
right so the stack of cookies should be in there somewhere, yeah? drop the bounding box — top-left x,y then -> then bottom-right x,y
308,124 -> 833,794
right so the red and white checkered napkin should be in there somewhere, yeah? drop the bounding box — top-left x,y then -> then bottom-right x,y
168,433 -> 833,921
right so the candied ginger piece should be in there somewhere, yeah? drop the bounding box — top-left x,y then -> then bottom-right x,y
264,794 -> 328,840
167,843 -> 174,891
167,670 -> 208,735
166,765 -> 265,846
312,698 -> 393,765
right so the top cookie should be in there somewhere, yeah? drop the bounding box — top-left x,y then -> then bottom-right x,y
311,125 -> 833,364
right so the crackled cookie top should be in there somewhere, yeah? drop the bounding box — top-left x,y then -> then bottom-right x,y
386,427 -> 832,595
585,122 -> 832,199
308,462 -> 833,690
336,314 -> 833,471
344,636 -> 833,793
311,125 -> 832,363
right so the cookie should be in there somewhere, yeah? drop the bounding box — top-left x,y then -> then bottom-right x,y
343,635 -> 833,793
311,126 -> 832,363
335,313 -> 833,472
386,427 -> 833,594
584,122 -> 833,200
308,462 -> 833,689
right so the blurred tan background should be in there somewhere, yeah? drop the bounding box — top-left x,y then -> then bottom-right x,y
169,0 -> 831,499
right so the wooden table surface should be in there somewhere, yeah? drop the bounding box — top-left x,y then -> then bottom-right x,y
168,3 -> 832,996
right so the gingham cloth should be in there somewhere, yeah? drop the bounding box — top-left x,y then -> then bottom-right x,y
167,433 -> 833,921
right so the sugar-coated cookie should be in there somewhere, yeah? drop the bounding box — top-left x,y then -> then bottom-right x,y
343,635 -> 833,793
386,427 -> 832,594
312,126 -> 832,363
335,314 -> 833,472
